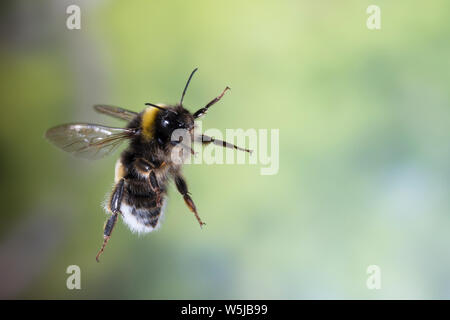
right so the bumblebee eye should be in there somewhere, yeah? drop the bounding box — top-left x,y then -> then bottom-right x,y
162,119 -> 170,127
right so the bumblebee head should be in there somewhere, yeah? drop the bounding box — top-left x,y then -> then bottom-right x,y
146,105 -> 194,145
143,68 -> 227,146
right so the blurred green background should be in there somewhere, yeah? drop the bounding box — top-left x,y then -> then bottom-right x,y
0,0 -> 449,299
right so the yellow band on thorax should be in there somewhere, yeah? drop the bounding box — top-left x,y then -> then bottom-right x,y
141,106 -> 160,139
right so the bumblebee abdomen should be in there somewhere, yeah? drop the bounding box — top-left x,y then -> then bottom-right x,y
120,198 -> 167,234
119,174 -> 167,232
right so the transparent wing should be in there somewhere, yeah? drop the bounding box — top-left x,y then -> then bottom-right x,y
45,123 -> 137,160
93,105 -> 138,122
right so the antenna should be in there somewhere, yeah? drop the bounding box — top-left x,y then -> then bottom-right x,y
180,68 -> 198,105
145,103 -> 178,115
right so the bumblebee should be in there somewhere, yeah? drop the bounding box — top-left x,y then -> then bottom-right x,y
45,69 -> 251,262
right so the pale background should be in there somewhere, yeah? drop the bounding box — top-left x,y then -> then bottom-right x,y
0,0 -> 449,299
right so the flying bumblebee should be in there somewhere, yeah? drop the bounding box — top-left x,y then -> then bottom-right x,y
45,68 -> 251,262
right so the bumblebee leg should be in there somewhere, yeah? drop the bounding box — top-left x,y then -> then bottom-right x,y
196,134 -> 252,153
193,86 -> 230,118
110,178 -> 125,215
175,175 -> 205,228
96,178 -> 124,262
149,170 -> 163,206
135,157 -> 157,172
135,158 -> 165,206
